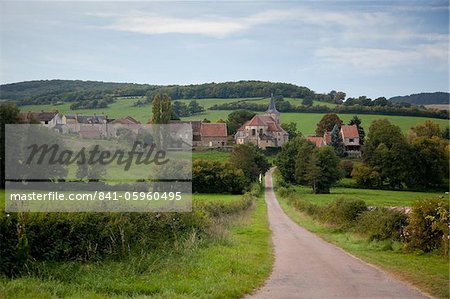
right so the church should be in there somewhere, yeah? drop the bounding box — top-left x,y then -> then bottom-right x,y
234,95 -> 289,148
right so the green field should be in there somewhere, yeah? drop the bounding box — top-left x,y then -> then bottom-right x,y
279,113 -> 449,136
19,98 -> 449,136
288,185 -> 445,207
192,150 -> 231,162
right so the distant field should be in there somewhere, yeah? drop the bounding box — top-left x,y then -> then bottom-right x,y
192,150 -> 231,162
425,104 -> 449,111
280,113 -> 449,136
19,97 -> 152,123
289,185 -> 444,207
18,98 -> 449,135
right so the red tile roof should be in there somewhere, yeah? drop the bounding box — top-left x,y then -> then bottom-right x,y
19,112 -> 57,122
307,136 -> 325,148
200,123 -> 227,137
237,115 -> 287,134
341,125 -> 359,138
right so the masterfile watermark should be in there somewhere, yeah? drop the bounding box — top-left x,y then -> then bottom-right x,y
4,124 -> 193,212
25,141 -> 169,171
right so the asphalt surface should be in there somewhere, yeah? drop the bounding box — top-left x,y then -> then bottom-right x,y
248,169 -> 429,299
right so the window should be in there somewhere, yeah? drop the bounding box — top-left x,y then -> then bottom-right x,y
259,128 -> 263,135
252,129 -> 256,136
349,138 -> 354,143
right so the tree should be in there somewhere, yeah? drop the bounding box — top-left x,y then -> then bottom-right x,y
309,146 -> 341,194
348,115 -> 365,144
408,120 -> 442,140
151,93 -> 172,124
302,98 -> 313,106
202,118 -> 211,123
188,100 -> 205,115
230,144 -> 269,182
315,113 -> 343,136
0,103 -> 20,188
351,163 -> 380,187
330,124 -> 345,157
372,97 -> 389,106
294,139 -> 316,185
172,101 -> 190,117
281,122 -> 301,140
363,119 -> 412,189
216,118 -> 225,123
226,110 -> 256,135
408,136 -> 449,189
275,138 -> 301,183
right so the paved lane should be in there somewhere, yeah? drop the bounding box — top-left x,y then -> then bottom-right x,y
248,169 -> 429,299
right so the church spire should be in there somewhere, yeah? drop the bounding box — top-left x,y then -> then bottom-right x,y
266,93 -> 280,123
267,93 -> 278,113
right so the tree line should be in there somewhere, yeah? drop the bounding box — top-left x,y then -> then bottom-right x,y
275,113 -> 449,193
210,98 -> 449,119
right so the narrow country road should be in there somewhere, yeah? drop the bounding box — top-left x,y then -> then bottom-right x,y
248,169 -> 429,299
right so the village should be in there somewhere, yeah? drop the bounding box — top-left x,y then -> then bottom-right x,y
19,95 -> 363,156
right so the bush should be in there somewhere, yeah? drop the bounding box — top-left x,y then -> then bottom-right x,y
357,208 -> 408,241
324,198 -> 367,227
193,160 -> 249,194
351,163 -> 380,187
405,198 -> 449,255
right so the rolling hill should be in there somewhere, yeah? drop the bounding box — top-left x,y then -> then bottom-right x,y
389,92 -> 449,105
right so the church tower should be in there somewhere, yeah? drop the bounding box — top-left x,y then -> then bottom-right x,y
266,93 -> 280,123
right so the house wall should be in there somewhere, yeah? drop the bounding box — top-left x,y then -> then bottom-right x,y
343,137 -> 360,146
201,136 -> 227,147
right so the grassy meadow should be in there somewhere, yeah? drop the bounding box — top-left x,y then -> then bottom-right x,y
289,185 -> 445,207
19,97 -> 449,137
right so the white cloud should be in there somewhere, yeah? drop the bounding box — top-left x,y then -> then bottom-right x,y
93,7 -> 393,38
315,42 -> 448,72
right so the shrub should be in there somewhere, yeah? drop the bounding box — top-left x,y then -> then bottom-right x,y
351,163 -> 380,187
405,198 -> 449,255
357,208 -> 408,241
192,160 -> 248,194
324,198 -> 367,227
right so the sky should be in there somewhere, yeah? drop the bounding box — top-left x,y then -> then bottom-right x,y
0,0 -> 448,98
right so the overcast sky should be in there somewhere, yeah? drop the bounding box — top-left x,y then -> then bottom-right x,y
0,0 -> 448,98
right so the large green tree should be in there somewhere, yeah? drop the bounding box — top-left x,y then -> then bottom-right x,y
330,124 -> 345,157
363,119 -> 412,188
226,110 -> 256,135
281,122 -> 301,140
230,144 -> 269,182
172,101 -> 190,117
309,146 -> 341,194
294,139 -> 316,185
188,100 -> 205,115
315,113 -> 343,136
275,137 -> 301,183
151,93 -> 172,124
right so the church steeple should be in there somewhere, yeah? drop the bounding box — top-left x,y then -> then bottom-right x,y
266,93 -> 280,123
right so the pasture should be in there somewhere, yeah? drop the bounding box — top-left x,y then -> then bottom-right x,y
288,185 -> 445,207
18,98 -> 449,136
